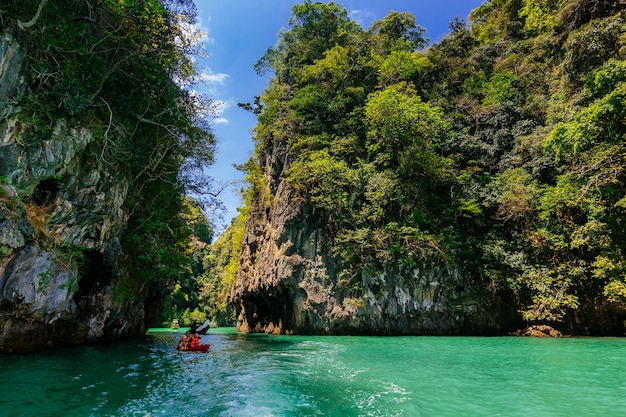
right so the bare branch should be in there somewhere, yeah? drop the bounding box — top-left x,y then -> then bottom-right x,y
17,0 -> 48,29
99,96 -> 114,164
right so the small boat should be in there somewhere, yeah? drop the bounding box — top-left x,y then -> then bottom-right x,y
188,319 -> 211,335
177,344 -> 210,352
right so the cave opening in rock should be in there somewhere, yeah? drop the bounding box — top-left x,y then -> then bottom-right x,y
245,284 -> 295,333
73,250 -> 112,304
32,178 -> 61,206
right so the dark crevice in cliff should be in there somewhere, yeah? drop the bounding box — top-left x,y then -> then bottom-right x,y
73,250 -> 112,305
143,293 -> 165,329
32,178 -> 61,206
242,283 -> 294,333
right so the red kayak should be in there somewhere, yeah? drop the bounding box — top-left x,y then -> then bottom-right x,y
177,343 -> 210,352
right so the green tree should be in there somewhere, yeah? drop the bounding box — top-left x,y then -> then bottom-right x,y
255,0 -> 360,83
2,0 -> 218,305
370,11 -> 428,53
364,82 -> 451,184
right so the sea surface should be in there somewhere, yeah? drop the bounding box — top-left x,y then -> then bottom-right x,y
2,328 -> 625,416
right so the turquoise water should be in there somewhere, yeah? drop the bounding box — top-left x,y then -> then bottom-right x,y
1,329 -> 626,416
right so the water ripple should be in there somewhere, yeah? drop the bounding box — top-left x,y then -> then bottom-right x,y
3,332 -> 626,416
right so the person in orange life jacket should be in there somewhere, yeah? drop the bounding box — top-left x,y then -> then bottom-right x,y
190,332 -> 200,349
177,331 -> 192,350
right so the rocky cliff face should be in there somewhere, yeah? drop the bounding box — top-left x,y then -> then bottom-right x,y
0,29 -> 159,353
234,131 -> 519,336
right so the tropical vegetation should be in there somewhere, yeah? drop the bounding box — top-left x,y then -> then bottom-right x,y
6,0 -> 626,333
1,0 -> 218,321
206,0 -> 626,333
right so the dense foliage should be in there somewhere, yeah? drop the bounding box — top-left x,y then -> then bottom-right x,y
215,0 -> 626,333
1,1 -> 217,304
156,198 -> 213,327
197,209 -> 246,326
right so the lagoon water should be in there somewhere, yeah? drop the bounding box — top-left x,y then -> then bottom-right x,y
2,328 -> 626,416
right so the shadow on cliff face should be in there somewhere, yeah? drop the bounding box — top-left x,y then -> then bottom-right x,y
240,284 -> 295,334
73,250 -> 161,339
32,178 -> 61,206
73,250 -> 112,306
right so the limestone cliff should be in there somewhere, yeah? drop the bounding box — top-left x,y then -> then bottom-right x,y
0,29 -> 160,352
234,130 -> 518,336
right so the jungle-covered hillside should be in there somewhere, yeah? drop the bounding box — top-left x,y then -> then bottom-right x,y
204,0 -> 626,334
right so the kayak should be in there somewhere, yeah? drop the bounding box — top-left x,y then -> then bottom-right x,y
177,343 -> 210,352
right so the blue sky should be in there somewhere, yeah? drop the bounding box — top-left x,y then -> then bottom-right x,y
193,0 -> 486,233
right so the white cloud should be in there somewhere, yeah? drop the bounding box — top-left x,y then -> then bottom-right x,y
176,16 -> 212,49
188,15 -> 229,124
199,71 -> 230,85
349,9 -> 376,29
211,99 -> 231,124
214,99 -> 230,113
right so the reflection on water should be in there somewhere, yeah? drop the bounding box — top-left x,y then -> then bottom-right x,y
2,330 -> 626,416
